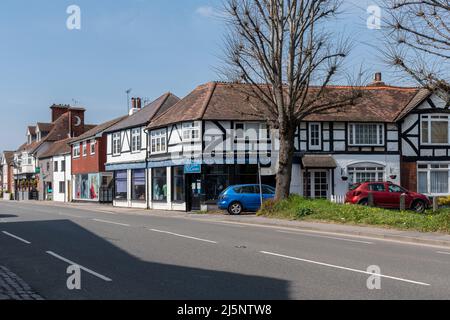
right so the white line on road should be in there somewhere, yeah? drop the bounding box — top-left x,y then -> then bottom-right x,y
260,251 -> 430,287
149,229 -> 218,244
276,230 -> 374,244
2,231 -> 31,244
46,251 -> 112,282
437,251 -> 450,256
92,219 -> 130,227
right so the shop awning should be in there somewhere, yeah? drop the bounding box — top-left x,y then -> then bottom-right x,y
302,155 -> 337,169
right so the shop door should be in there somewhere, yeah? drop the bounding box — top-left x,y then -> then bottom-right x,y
187,174 -> 202,211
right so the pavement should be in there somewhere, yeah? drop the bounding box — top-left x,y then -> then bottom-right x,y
1,200 -> 450,299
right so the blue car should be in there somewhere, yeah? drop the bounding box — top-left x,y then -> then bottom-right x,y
217,184 -> 276,215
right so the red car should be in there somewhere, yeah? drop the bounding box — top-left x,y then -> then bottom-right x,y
345,182 -> 431,213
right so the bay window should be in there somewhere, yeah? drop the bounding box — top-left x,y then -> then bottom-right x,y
182,122 -> 201,141
172,166 -> 185,202
131,128 -> 141,153
421,115 -> 449,145
152,168 -> 167,202
418,164 -> 450,195
150,129 -> 167,154
114,170 -> 127,200
349,123 -> 384,146
348,165 -> 385,184
131,169 -> 146,201
112,133 -> 121,155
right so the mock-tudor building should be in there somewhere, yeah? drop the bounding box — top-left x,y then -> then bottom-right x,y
70,116 -> 126,203
104,94 -> 180,208
1,151 -> 15,198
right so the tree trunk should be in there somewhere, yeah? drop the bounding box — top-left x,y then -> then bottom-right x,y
275,124 -> 296,201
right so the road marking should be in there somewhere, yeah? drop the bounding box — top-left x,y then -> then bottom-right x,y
149,229 -> 218,244
46,251 -> 112,282
2,231 -> 31,244
276,230 -> 374,244
92,219 -> 130,227
260,251 -> 430,287
437,251 -> 450,256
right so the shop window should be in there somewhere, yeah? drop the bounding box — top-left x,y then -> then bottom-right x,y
172,166 -> 185,202
115,171 -> 127,200
152,168 -> 167,202
131,169 -> 146,201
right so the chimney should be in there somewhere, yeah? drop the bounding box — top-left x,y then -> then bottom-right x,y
128,97 -> 141,116
136,98 -> 142,109
367,72 -> 386,87
50,104 -> 70,122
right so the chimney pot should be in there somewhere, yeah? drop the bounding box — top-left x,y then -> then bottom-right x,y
375,72 -> 382,82
137,98 -> 142,109
131,98 -> 136,109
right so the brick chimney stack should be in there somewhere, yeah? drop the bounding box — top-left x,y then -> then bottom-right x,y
367,72 -> 386,87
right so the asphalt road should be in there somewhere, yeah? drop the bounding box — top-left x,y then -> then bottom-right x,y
1,201 -> 450,300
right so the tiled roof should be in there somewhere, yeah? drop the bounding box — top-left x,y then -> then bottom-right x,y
147,82 -> 420,128
70,116 -> 128,143
28,126 -> 36,135
105,93 -> 180,133
302,155 -> 337,169
39,139 -> 72,159
395,88 -> 431,121
2,151 -> 15,165
36,122 -> 53,133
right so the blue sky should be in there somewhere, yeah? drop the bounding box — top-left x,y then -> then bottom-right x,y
0,0 -> 410,151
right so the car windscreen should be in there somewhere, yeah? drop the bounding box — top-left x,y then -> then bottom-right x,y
348,183 -> 360,191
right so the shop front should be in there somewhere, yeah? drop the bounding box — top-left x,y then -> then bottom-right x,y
14,173 -> 39,201
73,172 -> 113,203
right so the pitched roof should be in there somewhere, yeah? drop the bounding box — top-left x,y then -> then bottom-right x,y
147,82 -> 421,129
2,151 -> 15,165
70,116 -> 128,143
105,93 -> 180,133
394,88 -> 431,121
36,122 -> 53,133
39,139 -> 72,159
28,126 -> 36,135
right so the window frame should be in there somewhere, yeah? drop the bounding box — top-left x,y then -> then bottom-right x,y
131,169 -> 146,201
114,170 -> 128,200
73,143 -> 80,158
112,133 -> 121,156
417,163 -> 450,196
82,141 -> 87,157
54,161 -> 58,173
308,122 -> 322,150
171,166 -> 185,203
348,165 -> 385,184
421,115 -> 450,146
131,128 -> 142,153
59,181 -> 66,194
90,139 -> 96,155
348,123 -> 385,146
150,129 -> 167,155
234,122 -> 269,142
152,167 -> 168,202
182,122 -> 201,142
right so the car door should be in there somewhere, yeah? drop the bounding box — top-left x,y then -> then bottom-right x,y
239,186 -> 260,211
386,184 -> 407,209
368,183 -> 388,207
261,185 -> 276,201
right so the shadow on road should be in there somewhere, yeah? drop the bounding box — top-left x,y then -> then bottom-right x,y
0,219 -> 289,300
0,214 -> 18,219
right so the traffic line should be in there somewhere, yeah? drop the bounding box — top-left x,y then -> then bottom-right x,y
260,251 -> 430,287
276,230 -> 374,244
46,251 -> 112,282
437,251 -> 450,256
92,219 -> 130,227
2,231 -> 31,244
149,229 -> 218,244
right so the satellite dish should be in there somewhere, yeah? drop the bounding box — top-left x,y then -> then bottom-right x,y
74,116 -> 82,127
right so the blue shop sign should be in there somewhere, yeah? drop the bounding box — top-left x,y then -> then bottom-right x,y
184,164 -> 202,174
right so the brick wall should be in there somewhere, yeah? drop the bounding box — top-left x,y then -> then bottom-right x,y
71,136 -> 106,175
401,160 -> 417,192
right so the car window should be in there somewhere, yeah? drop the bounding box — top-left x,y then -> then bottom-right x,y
262,186 -> 275,194
237,186 -> 257,194
349,184 -> 360,191
369,183 -> 386,192
389,185 -> 405,193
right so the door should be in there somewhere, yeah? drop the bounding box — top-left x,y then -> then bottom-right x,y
238,185 -> 260,211
304,170 -> 330,199
187,174 -> 202,211
385,184 -> 407,209
368,183 -> 388,207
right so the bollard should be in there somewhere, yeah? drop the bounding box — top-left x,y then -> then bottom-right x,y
400,193 -> 406,211
433,197 -> 439,212
368,192 -> 374,207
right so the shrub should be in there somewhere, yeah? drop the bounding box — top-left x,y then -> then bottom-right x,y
438,196 -> 450,207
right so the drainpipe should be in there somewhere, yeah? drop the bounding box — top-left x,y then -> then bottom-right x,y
144,127 -> 150,210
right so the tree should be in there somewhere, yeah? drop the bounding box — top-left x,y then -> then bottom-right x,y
222,0 -> 361,200
384,0 -> 450,101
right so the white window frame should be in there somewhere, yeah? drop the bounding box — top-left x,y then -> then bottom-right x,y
150,129 -> 167,155
131,128 -> 141,153
73,143 -> 80,158
112,133 -> 121,156
182,122 -> 201,142
348,165 -> 385,184
417,163 -> 450,196
90,139 -> 96,155
308,123 -> 322,150
348,123 -> 384,146
421,115 -> 450,146
82,141 -> 87,157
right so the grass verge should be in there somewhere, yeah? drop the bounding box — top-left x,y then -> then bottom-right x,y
257,195 -> 450,234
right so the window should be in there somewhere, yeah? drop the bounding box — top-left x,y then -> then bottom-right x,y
90,139 -> 96,155
349,124 -> 384,146
421,115 -> 449,145
172,166 -> 185,202
369,183 -> 386,192
348,165 -> 385,184
73,144 -> 80,158
150,129 -> 167,154
182,122 -> 201,141
82,142 -> 87,157
152,168 -> 167,202
114,170 -> 127,200
54,161 -> 58,172
59,181 -> 65,194
27,158 -> 32,165
131,169 -> 146,201
236,186 -> 258,194
389,184 -> 405,193
61,160 -> 66,172
112,133 -> 121,155
309,123 -> 321,150
418,164 -> 450,195
131,128 -> 141,153
46,162 -> 50,172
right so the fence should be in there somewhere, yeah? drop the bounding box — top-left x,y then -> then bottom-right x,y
330,195 -> 346,204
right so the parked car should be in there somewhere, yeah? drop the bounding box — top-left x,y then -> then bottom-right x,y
218,184 -> 276,215
345,182 -> 431,213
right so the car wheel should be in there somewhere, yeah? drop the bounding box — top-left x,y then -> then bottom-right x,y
358,199 -> 368,206
412,200 -> 426,214
228,202 -> 243,215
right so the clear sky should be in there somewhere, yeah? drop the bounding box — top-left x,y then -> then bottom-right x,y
0,0 -> 412,151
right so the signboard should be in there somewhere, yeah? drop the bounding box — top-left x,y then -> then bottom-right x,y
184,164 -> 201,174
35,167 -> 41,174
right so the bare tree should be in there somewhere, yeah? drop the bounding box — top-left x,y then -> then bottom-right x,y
383,0 -> 450,101
221,0 -> 361,200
